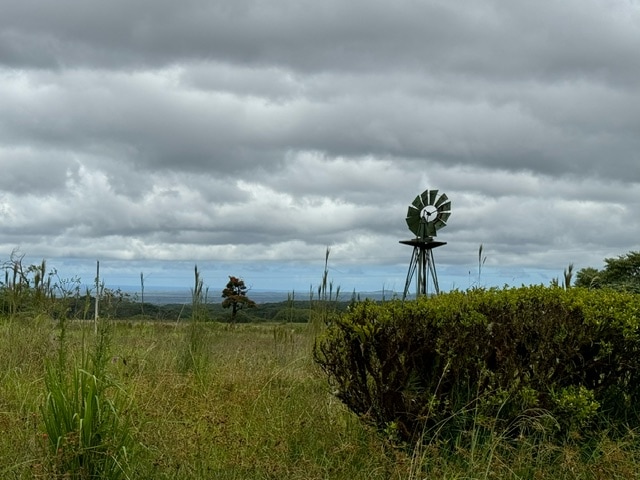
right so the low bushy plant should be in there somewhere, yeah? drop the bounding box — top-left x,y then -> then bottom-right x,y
314,286 -> 640,444
41,320 -> 134,478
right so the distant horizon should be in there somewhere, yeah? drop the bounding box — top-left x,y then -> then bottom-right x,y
11,253 -> 572,302
84,283 -> 409,305
102,284 -> 406,293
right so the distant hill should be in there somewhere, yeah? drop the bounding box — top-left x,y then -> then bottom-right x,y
125,288 -> 404,305
67,287 -> 408,322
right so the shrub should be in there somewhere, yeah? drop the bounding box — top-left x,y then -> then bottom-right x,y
314,286 -> 640,444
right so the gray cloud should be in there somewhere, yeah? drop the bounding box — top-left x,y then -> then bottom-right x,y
1,0 -> 639,291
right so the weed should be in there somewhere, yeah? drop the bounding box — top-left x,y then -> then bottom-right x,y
177,265 -> 211,378
40,319 -> 134,479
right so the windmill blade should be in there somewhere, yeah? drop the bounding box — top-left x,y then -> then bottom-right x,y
412,194 -> 425,210
406,205 -> 421,221
435,193 -> 449,208
407,218 -> 422,237
406,208 -> 421,235
407,221 -> 421,236
420,189 -> 438,206
407,204 -> 420,215
426,222 -> 437,238
433,218 -> 447,230
438,211 -> 451,223
420,190 -> 431,206
437,200 -> 451,213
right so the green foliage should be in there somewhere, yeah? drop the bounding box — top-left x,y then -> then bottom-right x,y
0,252 -> 108,322
178,265 -> 211,375
272,306 -> 313,323
563,262 -> 574,289
308,247 -> 341,333
576,251 -> 640,292
575,266 -> 602,289
4,318 -> 640,477
551,385 -> 599,429
191,265 -> 209,322
0,253 -> 56,316
602,251 -> 640,286
221,276 -> 256,324
41,320 -> 134,478
314,286 -> 640,444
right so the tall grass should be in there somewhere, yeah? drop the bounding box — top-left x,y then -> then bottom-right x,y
1,317 -> 640,478
308,247 -> 341,333
40,319 -> 134,478
0,253 -> 56,317
177,265 -> 210,377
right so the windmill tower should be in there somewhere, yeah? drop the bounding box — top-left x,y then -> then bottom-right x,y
400,189 -> 451,299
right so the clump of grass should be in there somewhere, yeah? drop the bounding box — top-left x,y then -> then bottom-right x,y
40,319 -> 134,479
401,403 -> 640,480
0,252 -> 56,317
308,247 -> 341,334
273,324 -> 296,363
177,265 -> 210,378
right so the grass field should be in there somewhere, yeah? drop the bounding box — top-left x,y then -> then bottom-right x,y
1,316 -> 640,479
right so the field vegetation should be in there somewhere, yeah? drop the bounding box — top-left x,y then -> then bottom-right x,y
1,251 -> 640,478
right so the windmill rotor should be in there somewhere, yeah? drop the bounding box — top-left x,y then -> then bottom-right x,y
406,189 -> 451,240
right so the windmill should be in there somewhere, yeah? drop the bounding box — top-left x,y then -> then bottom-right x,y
400,189 -> 451,299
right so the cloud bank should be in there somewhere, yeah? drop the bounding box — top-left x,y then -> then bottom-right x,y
1,0 -> 639,291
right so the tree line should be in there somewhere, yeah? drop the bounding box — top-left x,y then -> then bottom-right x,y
574,251 -> 640,292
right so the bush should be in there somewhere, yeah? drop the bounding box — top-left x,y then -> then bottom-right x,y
314,286 -> 640,444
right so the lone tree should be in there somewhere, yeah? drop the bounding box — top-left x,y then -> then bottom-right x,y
221,276 -> 256,324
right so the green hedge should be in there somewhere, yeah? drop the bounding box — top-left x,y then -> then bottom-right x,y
314,286 -> 640,443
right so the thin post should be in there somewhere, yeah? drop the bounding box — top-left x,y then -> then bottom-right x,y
94,260 -> 99,334
140,272 -> 145,315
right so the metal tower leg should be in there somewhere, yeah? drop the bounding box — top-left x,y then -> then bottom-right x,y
403,246 -> 441,299
403,246 -> 419,300
427,248 -> 440,294
419,248 -> 426,296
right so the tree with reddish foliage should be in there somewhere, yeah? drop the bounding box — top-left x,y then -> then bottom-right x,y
221,276 -> 256,324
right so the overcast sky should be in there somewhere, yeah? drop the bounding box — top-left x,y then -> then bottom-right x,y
1,0 -> 639,295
